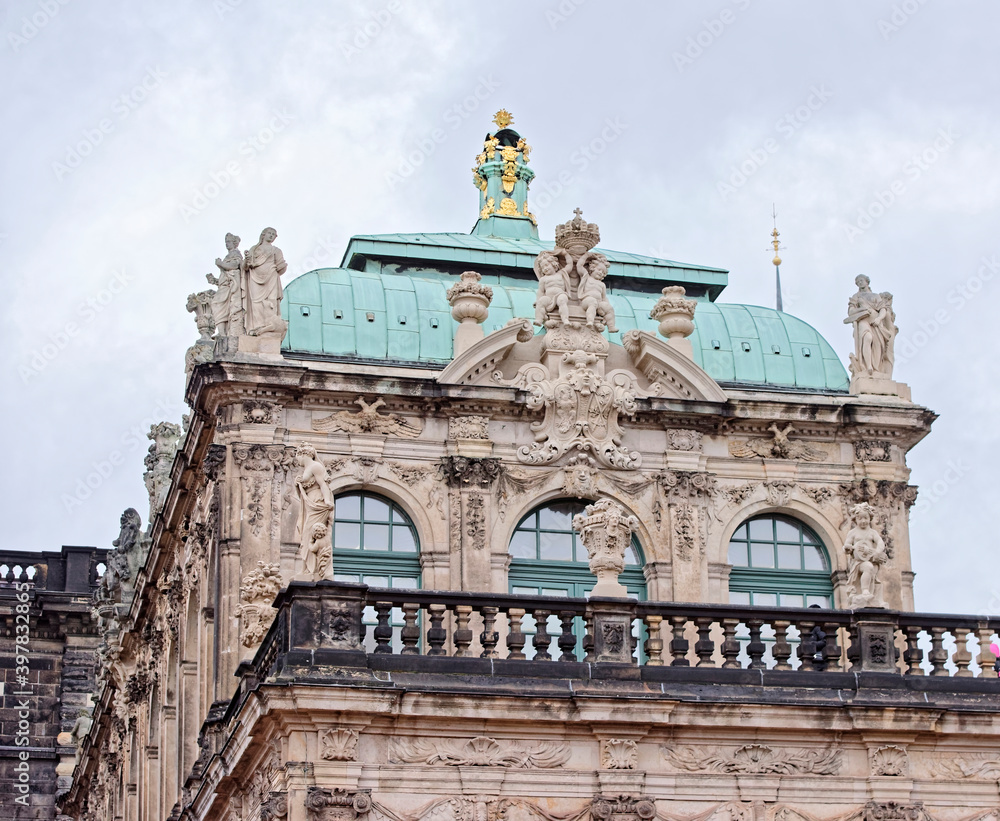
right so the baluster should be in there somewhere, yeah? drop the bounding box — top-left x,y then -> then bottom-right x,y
720,619 -> 741,668
976,625 -> 997,678
426,604 -> 447,655
557,611 -> 577,661
582,613 -> 595,662
480,606 -> 499,659
453,605 -> 473,657
669,616 -> 690,666
533,609 -> 552,661
644,615 -> 664,667
903,625 -> 924,675
746,618 -> 766,670
506,607 -> 526,660
928,626 -> 948,676
373,602 -> 393,654
400,603 -> 420,655
822,622 -> 842,672
771,620 -> 792,671
797,619 -> 818,671
694,618 -> 716,667
952,626 -> 973,677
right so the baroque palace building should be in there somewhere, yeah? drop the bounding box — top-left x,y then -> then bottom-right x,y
20,110 -> 1000,821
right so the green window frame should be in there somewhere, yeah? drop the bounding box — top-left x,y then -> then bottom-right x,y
727,514 -> 833,607
330,492 -> 421,651
508,500 -> 647,660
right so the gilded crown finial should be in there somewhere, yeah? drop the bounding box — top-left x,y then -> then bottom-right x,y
492,109 -> 514,129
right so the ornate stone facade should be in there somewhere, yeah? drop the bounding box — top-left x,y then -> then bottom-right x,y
61,113 -> 980,821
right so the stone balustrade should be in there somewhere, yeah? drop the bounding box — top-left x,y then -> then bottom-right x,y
246,581 -> 1000,685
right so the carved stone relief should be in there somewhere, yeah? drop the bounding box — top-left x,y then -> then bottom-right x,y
144,421 -> 183,519
305,788 -> 372,821
764,480 -> 796,507
600,738 -> 638,770
591,796 -> 657,821
260,792 -> 288,821
389,736 -> 570,768
441,456 -> 502,488
232,443 -> 295,540
665,428 -> 703,451
510,351 -> 641,469
233,562 -> 283,647
320,728 -> 359,761
448,415 -> 491,440
662,743 -> 842,775
863,803 -> 925,821
243,400 -> 278,425
855,440 -> 892,462
870,745 -> 908,777
802,486 -> 835,507
312,397 -> 422,437
729,423 -> 825,461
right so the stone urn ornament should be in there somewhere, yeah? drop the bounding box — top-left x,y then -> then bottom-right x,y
572,498 -> 639,598
446,270 -> 493,355
650,285 -> 696,340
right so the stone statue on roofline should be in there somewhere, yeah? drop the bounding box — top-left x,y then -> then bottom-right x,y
243,226 -> 288,338
844,275 -> 910,400
206,232 -> 245,337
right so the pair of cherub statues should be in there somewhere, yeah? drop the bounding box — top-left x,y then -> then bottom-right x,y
534,249 -> 617,333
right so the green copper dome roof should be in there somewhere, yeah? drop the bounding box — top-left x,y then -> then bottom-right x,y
281,268 -> 849,393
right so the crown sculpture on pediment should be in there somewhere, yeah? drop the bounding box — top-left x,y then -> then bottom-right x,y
499,209 -> 641,470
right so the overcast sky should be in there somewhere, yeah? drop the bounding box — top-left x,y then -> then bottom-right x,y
3,1 -> 998,615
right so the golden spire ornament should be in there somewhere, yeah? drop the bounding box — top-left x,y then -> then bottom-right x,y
492,109 -> 514,129
769,204 -> 785,312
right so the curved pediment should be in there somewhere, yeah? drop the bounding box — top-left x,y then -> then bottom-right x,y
439,322 -> 726,404
620,330 -> 728,403
437,319 -> 534,386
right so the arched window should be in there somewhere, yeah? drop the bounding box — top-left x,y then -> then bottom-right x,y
727,515 -> 833,607
508,500 -> 647,659
331,492 -> 420,590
